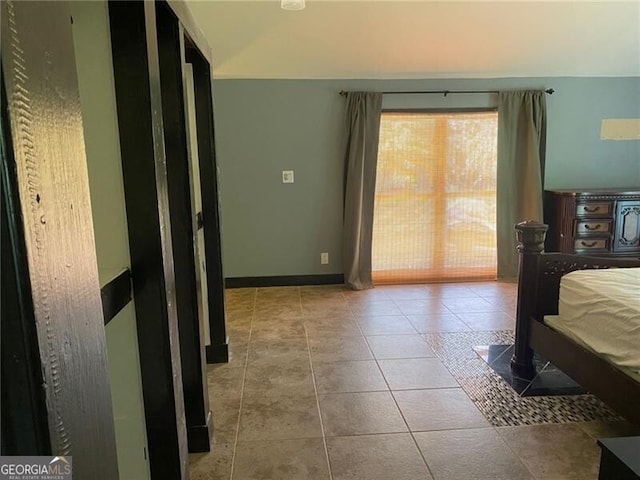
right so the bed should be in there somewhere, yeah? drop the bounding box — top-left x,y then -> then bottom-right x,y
511,221 -> 640,425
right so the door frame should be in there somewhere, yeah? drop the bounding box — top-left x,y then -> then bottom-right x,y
108,0 -> 227,475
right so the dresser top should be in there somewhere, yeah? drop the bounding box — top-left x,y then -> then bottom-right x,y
546,188 -> 640,197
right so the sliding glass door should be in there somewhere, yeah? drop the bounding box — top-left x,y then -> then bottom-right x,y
372,111 -> 498,283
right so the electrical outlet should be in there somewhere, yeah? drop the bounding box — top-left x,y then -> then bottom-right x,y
320,252 -> 329,264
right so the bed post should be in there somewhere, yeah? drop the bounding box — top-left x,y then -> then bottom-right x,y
511,221 -> 548,378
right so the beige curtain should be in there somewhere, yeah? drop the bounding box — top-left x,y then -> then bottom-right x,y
497,91 -> 547,278
342,92 -> 383,290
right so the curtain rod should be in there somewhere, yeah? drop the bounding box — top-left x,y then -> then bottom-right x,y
339,88 -> 554,97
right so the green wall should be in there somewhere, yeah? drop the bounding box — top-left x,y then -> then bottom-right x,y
213,77 -> 640,278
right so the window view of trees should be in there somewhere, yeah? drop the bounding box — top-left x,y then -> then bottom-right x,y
372,111 -> 498,283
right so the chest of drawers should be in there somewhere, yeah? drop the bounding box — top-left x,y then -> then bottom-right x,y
544,189 -> 640,256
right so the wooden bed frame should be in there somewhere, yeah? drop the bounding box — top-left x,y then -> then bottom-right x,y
512,221 -> 640,426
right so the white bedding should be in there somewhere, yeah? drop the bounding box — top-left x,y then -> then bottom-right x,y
544,267 -> 640,381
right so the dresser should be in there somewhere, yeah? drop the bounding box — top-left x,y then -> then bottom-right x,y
544,189 -> 640,256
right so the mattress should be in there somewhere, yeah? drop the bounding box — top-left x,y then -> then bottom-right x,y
544,267 -> 640,381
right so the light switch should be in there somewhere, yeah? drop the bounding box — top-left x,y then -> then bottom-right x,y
282,170 -> 294,183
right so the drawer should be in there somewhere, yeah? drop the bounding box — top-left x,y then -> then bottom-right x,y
575,220 -> 613,235
574,238 -> 609,251
575,202 -> 612,217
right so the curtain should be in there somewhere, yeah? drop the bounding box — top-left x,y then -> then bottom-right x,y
496,91 -> 547,278
342,92 -> 383,290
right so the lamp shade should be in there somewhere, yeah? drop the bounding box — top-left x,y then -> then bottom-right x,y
281,0 -> 305,11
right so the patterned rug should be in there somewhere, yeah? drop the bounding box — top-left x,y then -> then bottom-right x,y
424,331 -> 622,427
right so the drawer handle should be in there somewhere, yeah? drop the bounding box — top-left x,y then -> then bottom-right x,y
580,241 -> 598,247
583,206 -> 601,213
584,224 -> 601,231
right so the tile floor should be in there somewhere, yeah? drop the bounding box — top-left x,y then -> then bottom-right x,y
189,282 -> 639,480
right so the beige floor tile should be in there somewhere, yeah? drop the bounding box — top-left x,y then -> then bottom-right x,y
227,287 -> 256,298
309,335 -> 373,362
303,315 -> 362,337
440,297 -> 500,313
406,314 -> 470,333
253,300 -> 303,313
578,419 -> 640,439
422,285 -> 480,298
226,321 -> 252,339
238,392 -> 322,441
207,365 -> 245,401
496,423 -> 601,480
249,317 -> 306,340
319,391 -> 407,436
301,300 -> 349,314
210,396 -> 241,444
467,282 -> 517,298
356,315 -> 418,335
342,288 -> 391,302
302,305 -> 356,321
414,428 -> 533,480
500,303 -> 517,318
455,311 -> 515,331
393,299 -> 452,316
243,360 -> 315,396
483,294 -> 517,309
189,443 -> 233,480
227,329 -> 251,351
247,337 -> 309,364
300,285 -> 347,299
393,388 -> 488,431
225,308 -> 254,322
476,290 -> 518,301
301,294 -> 348,305
304,303 -> 351,314
350,301 -> 403,317
225,312 -> 253,322
303,302 -> 352,318
225,296 -> 255,308
313,360 -> 388,393
343,298 -> 394,310
345,296 -> 393,311
302,296 -> 351,317
204,285 -> 612,480
327,434 -> 432,480
232,438 -> 330,480
225,341 -> 249,368
256,286 -> 301,303
365,334 -> 435,359
378,358 -> 458,390
225,288 -> 256,300
379,286 -> 433,300
253,303 -> 303,320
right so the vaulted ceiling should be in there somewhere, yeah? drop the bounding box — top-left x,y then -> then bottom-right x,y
186,1 -> 640,79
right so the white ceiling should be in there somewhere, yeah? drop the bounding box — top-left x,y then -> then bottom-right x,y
186,1 -> 640,79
